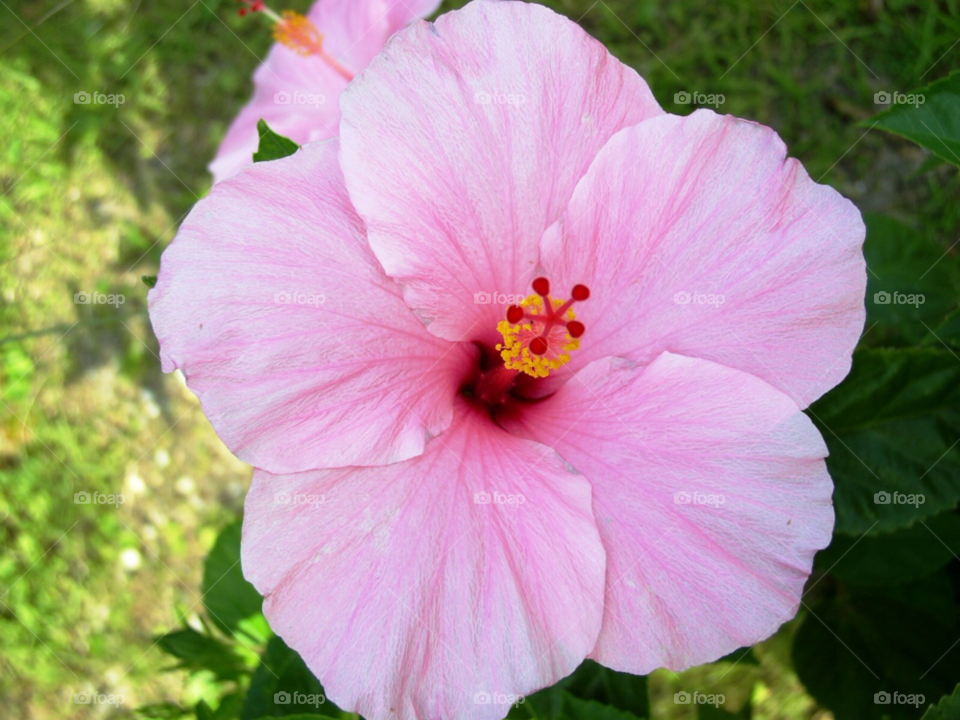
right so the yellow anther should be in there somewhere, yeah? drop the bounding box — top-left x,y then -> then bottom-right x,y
273,11 -> 325,56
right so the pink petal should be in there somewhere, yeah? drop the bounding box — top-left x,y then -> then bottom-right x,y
309,0 -> 442,72
209,0 -> 440,184
150,139 -> 472,473
539,109 -> 866,408
504,352 -> 834,673
242,401 -> 606,719
339,0 -> 662,346
208,45 -> 344,184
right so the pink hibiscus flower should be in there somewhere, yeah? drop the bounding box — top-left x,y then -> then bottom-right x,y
150,1 -> 866,718
209,0 -> 441,183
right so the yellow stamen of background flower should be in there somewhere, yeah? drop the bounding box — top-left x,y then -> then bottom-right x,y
273,11 -> 325,56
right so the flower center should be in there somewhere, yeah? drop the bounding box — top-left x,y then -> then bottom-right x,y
236,1 -> 355,81
496,278 -> 589,379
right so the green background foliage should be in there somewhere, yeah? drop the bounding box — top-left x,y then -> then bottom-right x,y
1,0 -> 959,718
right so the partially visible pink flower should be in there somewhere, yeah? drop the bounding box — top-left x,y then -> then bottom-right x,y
209,0 -> 441,183
151,1 -> 866,718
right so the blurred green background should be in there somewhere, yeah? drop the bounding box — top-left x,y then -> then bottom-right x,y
1,0 -> 959,718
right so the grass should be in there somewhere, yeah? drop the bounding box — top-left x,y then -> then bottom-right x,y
1,0 -> 958,718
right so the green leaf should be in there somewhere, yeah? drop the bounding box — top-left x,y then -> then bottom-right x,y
195,701 -> 216,720
202,520 -> 262,635
698,700 -> 751,719
793,572 -> 960,720
210,693 -> 244,720
714,646 -> 759,666
863,214 -> 960,347
253,120 -> 299,163
156,628 -> 247,681
241,636 -> 343,720
136,703 -> 190,719
141,275 -> 157,288
506,660 -> 649,719
868,69 -> 960,166
922,310 -> 960,352
810,348 -> 960,534
814,510 -> 960,585
253,716 -> 341,720
562,660 -> 649,717
923,684 -> 960,719
559,694 -> 641,720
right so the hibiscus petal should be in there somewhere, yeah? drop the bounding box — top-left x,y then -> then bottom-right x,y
150,139 -> 472,473
210,0 -> 440,183
242,401 -> 606,719
310,0 -> 442,72
208,45 -> 345,184
539,109 -> 866,408
339,0 -> 662,345
503,352 -> 833,673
